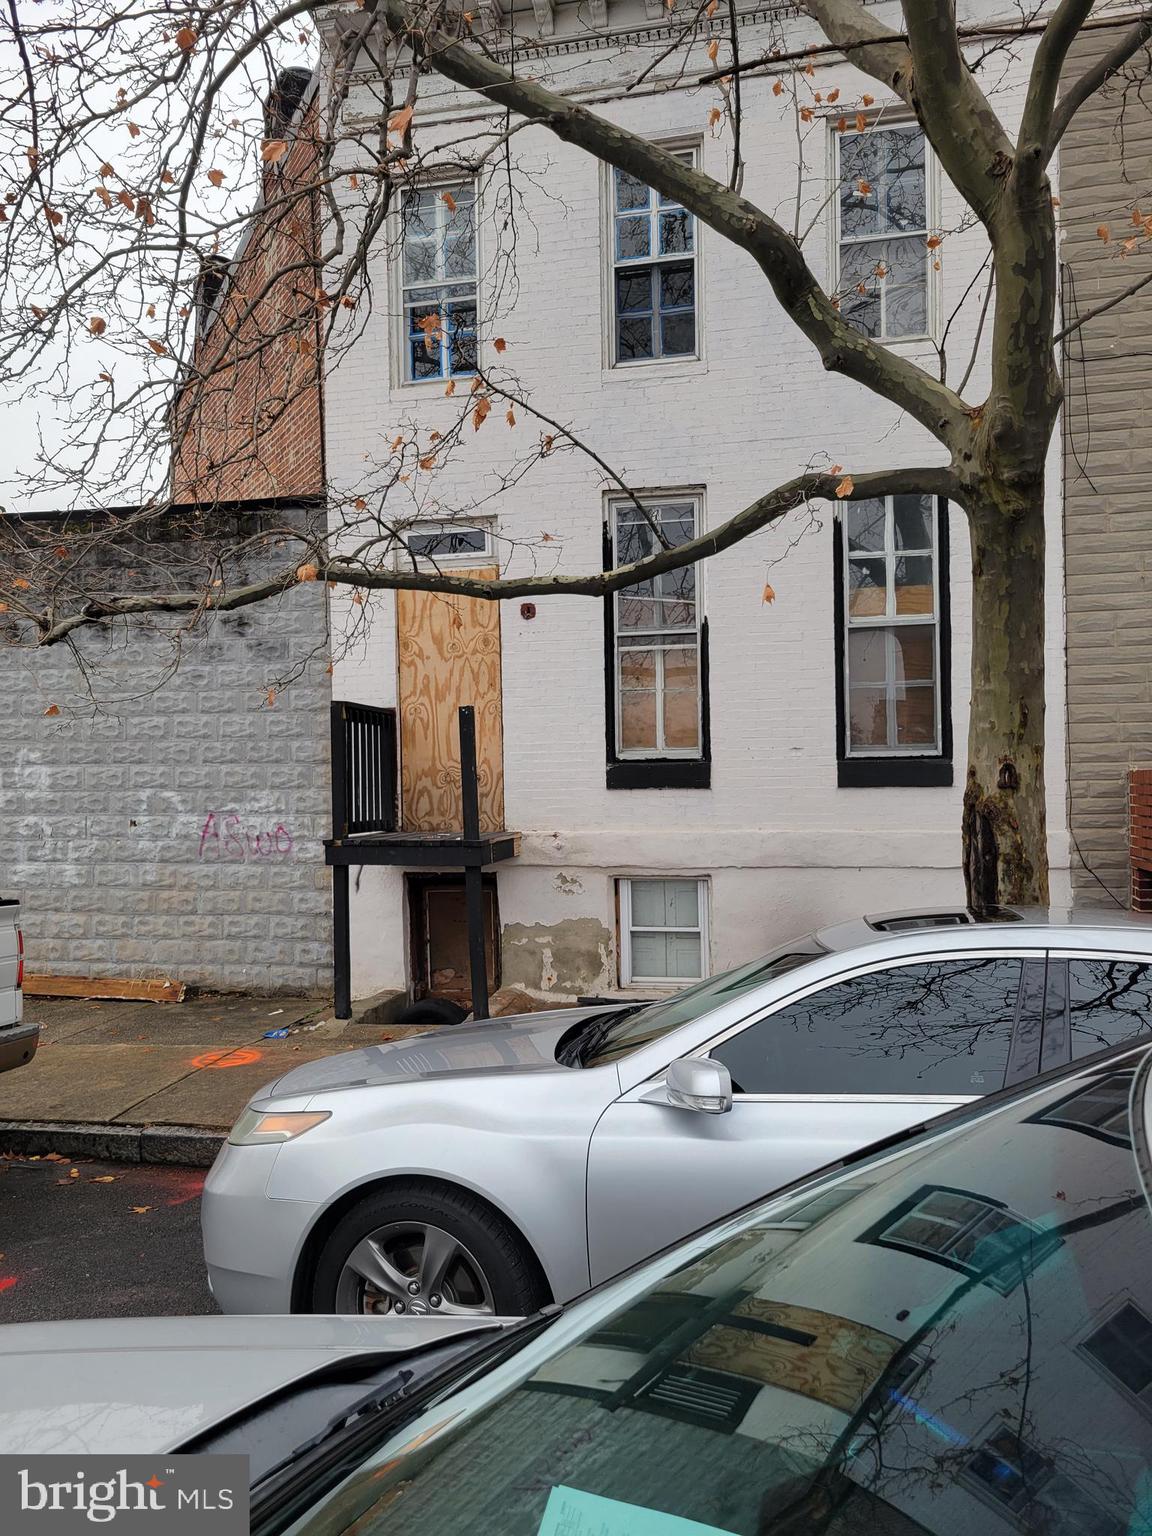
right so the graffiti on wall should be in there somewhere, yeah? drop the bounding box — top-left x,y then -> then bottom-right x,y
197,810 -> 294,860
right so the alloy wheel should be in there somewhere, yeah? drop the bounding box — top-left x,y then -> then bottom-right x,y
334,1220 -> 497,1317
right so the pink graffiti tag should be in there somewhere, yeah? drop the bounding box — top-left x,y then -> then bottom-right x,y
198,811 -> 294,860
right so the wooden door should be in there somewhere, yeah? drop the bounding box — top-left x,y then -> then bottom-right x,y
396,573 -> 504,832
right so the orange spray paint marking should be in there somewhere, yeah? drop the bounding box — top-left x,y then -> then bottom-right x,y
189,1048 -> 263,1070
0,1277 -> 18,1293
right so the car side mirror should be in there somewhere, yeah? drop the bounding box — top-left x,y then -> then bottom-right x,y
665,1056 -> 733,1115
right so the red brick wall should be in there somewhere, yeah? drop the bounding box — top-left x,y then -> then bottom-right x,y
1129,770 -> 1152,910
171,92 -> 324,502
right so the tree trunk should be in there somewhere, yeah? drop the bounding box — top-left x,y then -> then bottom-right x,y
962,488 -> 1049,909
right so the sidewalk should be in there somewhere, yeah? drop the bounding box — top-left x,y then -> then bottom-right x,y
0,991 -> 424,1164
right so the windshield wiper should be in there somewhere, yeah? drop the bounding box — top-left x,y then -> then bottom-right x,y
249,1306 -> 562,1536
556,1005 -> 647,1067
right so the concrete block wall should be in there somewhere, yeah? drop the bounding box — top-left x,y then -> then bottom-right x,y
0,516 -> 333,994
1061,32 -> 1152,904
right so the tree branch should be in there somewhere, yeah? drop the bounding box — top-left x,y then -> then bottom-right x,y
28,467 -> 957,646
1048,7 -> 1152,156
372,0 -> 969,447
1019,0 -> 1095,180
900,0 -> 1016,230
798,0 -> 915,108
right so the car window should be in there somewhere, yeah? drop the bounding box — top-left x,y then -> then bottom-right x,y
575,935 -> 828,1068
711,957 -> 1023,1096
293,1051 -> 1152,1536
1065,958 -> 1152,1058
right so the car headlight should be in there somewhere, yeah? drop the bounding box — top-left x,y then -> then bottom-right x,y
227,1108 -> 331,1145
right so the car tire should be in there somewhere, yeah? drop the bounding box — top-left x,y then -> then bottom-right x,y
310,1182 -> 550,1318
392,997 -> 470,1028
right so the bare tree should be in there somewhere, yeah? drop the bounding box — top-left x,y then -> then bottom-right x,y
1,0 -> 1150,907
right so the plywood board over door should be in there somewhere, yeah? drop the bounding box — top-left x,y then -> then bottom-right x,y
397,571 -> 505,832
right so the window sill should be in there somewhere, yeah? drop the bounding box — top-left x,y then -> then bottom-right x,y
607,759 -> 711,790
392,372 -> 479,395
601,356 -> 708,383
838,757 -> 953,788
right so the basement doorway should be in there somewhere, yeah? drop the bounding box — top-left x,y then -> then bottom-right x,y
408,873 -> 500,1011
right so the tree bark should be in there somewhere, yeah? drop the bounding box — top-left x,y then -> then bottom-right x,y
962,487 -> 1049,908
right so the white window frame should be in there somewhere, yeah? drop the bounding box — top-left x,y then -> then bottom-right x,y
618,877 -> 710,987
610,494 -> 704,762
605,145 -> 701,369
398,180 -> 479,385
399,521 -> 493,567
841,495 -> 942,758
831,118 -> 936,343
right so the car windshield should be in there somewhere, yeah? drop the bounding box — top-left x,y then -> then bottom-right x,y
293,1047 -> 1152,1536
569,937 -> 827,1068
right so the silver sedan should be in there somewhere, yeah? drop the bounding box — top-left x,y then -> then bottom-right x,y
201,905 -> 1152,1316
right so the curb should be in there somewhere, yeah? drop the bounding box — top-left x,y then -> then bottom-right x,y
0,1120 -> 226,1167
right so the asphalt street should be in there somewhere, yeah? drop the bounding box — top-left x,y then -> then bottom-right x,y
0,1154 -> 216,1323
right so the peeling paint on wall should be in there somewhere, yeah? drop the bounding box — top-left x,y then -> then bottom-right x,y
553,872 -> 584,896
501,917 -> 612,998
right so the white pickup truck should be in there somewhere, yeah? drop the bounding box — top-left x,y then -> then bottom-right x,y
0,899 -> 36,1074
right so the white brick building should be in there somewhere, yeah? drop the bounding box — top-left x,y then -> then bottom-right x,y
323,0 -> 1071,1009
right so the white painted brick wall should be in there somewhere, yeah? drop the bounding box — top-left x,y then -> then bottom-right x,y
326,2 -> 1071,999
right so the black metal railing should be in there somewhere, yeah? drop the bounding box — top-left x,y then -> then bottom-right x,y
330,701 -> 398,838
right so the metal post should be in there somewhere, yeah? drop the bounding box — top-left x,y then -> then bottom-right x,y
332,863 -> 352,1020
458,706 -> 489,1021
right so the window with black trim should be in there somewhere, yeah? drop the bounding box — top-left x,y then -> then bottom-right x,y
835,494 -> 951,787
862,1184 -> 1061,1294
1030,1074 -> 1134,1148
1083,1301 -> 1152,1402
605,496 -> 710,789
611,153 -> 697,364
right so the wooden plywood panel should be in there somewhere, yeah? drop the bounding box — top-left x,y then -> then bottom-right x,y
397,572 -> 504,832
24,975 -> 186,1002
686,1299 -> 900,1414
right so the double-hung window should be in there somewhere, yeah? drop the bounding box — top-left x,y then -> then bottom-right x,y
619,877 -> 708,985
842,494 -> 941,758
612,158 -> 697,363
401,184 -> 477,381
611,498 -> 702,760
837,123 -> 929,340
